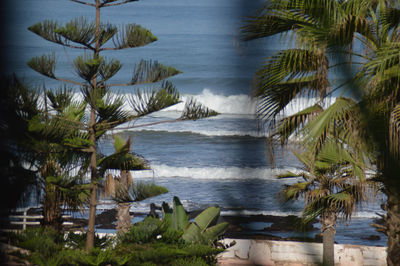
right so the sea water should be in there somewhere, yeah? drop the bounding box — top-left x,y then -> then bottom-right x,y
2,0 -> 387,246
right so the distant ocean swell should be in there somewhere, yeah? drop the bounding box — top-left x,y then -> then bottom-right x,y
105,164 -> 301,180
95,201 -> 384,219
67,88 -> 333,116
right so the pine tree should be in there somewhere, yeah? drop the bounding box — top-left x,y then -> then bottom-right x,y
28,0 -> 217,252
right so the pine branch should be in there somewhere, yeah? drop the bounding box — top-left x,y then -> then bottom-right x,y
110,60 -> 181,86
129,81 -> 180,116
99,58 -> 122,81
73,55 -> 102,82
110,24 -> 157,50
70,0 -> 95,7
180,98 -> 219,120
130,60 -> 181,85
28,53 -> 57,79
101,0 -> 139,7
54,17 -> 97,48
97,23 -> 118,47
28,20 -> 94,50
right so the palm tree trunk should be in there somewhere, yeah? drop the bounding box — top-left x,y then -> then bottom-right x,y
385,192 -> 400,266
116,202 -> 132,233
42,184 -> 62,232
321,211 -> 336,266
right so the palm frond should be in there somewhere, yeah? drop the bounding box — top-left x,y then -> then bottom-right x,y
98,136 -> 149,173
389,104 -> 400,158
303,97 -> 357,152
63,131 -> 93,151
382,7 -> 400,33
113,181 -> 168,203
277,171 -> 301,179
283,181 -> 312,201
131,182 -> 168,202
255,48 -> 329,120
275,104 -> 323,143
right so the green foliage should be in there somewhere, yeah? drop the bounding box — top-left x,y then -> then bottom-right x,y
162,196 -> 228,245
98,135 -> 149,173
28,53 -> 57,78
132,182 -> 169,202
6,223 -> 222,266
113,24 -> 158,49
54,17 -> 97,46
7,227 -> 64,258
28,20 -> 63,45
73,55 -> 103,82
26,0 -> 220,251
64,231 -> 112,250
180,98 -> 219,120
129,81 -> 180,116
113,182 -> 168,204
162,196 -> 188,231
170,257 -> 210,266
119,217 -> 182,244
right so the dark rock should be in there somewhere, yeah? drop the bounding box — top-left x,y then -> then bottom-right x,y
362,235 -> 381,241
96,209 -> 117,227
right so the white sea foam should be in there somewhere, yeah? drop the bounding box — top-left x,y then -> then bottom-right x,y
93,203 -> 383,219
106,164 -> 301,180
220,210 -> 383,219
130,128 -> 265,138
163,89 -> 257,115
67,89 -> 257,115
61,89 -> 337,118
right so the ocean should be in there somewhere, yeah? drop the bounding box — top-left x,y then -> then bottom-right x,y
3,0 -> 387,246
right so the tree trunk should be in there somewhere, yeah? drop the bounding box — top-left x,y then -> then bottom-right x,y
116,202 -> 132,233
85,0 -> 101,253
321,211 -> 336,266
42,184 -> 62,232
85,175 -> 97,252
385,192 -> 400,266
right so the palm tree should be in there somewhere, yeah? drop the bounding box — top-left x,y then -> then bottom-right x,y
241,0 -> 400,264
351,5 -> 400,265
0,76 -> 41,212
101,135 -> 168,233
280,138 -> 373,265
27,88 -> 92,231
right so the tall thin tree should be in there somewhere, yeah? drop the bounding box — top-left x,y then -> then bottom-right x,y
28,0 -> 217,251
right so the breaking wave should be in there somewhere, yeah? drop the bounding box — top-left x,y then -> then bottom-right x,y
106,164 -> 301,180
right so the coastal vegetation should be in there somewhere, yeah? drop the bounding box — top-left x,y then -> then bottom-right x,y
23,0 -> 218,252
5,216 -> 223,265
242,0 -> 400,265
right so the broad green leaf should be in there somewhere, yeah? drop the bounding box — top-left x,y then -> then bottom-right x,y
173,196 -> 189,231
194,206 -> 220,232
203,222 -> 229,242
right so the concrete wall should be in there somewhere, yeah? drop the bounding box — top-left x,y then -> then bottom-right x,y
217,238 -> 387,266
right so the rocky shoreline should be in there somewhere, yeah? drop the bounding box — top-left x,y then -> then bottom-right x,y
68,208 -> 322,243
4,207 -> 382,245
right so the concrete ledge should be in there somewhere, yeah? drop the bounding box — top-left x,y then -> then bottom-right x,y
218,239 -> 387,266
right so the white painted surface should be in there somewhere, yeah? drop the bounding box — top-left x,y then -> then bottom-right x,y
218,238 -> 387,266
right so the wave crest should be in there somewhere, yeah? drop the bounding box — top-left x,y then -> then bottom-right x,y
106,164 -> 300,180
